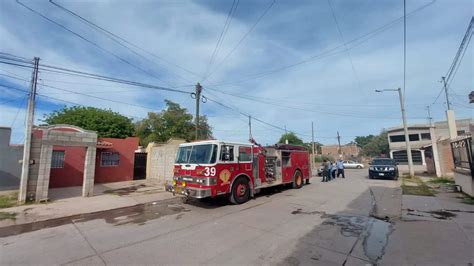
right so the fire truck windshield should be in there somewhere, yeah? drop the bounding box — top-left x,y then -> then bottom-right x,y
175,144 -> 217,164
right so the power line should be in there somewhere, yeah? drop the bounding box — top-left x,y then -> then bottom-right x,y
203,0 -> 276,82
203,0 -> 239,79
204,86 -> 425,120
0,56 -> 194,94
48,0 -> 199,85
205,0 -> 436,87
16,0 -> 176,87
10,94 -> 28,127
1,73 -> 165,111
326,0 -> 364,97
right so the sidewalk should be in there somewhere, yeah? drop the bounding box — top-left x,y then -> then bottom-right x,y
381,178 -> 474,265
0,180 -> 175,228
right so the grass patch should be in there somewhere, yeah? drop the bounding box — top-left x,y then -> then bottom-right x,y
429,177 -> 455,184
0,192 -> 18,209
0,211 -> 17,220
461,194 -> 474,205
402,176 -> 435,196
401,185 -> 435,196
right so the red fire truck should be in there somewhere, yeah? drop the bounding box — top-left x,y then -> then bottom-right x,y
166,140 -> 311,204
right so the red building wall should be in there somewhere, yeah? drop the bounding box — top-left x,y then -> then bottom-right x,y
50,146 -> 86,188
94,137 -> 139,183
41,125 -> 139,187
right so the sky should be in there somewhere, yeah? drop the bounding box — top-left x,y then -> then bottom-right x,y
0,0 -> 472,146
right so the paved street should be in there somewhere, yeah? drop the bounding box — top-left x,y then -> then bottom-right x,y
1,170 -> 472,265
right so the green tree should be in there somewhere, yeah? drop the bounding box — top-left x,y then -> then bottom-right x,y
358,131 -> 389,157
134,100 -> 212,146
43,106 -> 134,138
278,132 -> 304,145
354,135 -> 375,147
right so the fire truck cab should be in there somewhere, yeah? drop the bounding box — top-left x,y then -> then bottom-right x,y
167,140 -> 311,204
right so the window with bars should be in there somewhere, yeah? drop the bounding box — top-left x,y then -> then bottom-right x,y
51,151 -> 65,168
101,152 -> 120,167
392,150 -> 423,165
451,137 -> 472,170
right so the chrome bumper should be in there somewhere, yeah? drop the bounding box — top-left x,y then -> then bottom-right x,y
166,184 -> 212,199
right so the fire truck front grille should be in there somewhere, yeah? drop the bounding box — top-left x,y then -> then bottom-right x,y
175,176 -> 217,186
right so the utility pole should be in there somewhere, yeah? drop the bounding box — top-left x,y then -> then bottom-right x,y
337,131 -> 341,156
248,115 -> 252,140
376,88 -> 414,176
311,122 -> 315,155
194,82 -> 202,141
284,125 -> 288,144
18,57 -> 40,203
398,87 -> 415,177
442,76 -> 458,139
427,106 -> 441,177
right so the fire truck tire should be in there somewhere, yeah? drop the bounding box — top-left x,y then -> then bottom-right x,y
292,170 -> 303,189
230,177 -> 250,204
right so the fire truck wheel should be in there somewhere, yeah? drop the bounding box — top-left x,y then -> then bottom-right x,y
292,170 -> 303,189
230,177 -> 250,204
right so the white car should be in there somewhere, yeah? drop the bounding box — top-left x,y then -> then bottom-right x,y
343,160 -> 364,169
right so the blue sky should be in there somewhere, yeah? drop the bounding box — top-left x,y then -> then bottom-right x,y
0,0 -> 472,145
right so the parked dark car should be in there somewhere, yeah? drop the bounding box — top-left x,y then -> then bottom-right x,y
368,158 -> 399,180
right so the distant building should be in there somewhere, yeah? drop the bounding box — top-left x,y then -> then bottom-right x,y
321,144 -> 361,159
0,127 -> 23,191
387,118 -> 473,174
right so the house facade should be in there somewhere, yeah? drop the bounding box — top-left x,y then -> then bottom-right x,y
19,124 -> 138,202
387,118 -> 473,174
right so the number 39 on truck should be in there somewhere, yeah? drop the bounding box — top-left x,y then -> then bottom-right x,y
166,140 -> 311,204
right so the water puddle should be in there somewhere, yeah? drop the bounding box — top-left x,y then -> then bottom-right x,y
291,207 -> 392,264
362,218 -> 393,264
103,184 -> 147,196
404,208 -> 470,220
0,198 -> 188,237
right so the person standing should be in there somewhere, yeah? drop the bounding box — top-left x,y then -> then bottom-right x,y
336,158 -> 345,178
322,160 -> 329,182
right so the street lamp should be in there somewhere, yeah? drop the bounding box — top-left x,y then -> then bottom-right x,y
375,88 -> 414,176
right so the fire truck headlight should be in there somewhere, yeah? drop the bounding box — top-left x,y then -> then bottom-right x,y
182,181 -> 186,187
172,180 -> 177,186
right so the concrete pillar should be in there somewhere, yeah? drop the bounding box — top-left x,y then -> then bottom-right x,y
446,110 -> 458,139
35,144 -> 53,202
82,146 -> 96,197
430,127 -> 442,177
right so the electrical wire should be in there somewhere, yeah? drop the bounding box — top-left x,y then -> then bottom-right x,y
205,0 -> 436,87
0,56 -> 193,94
16,0 -> 176,88
48,0 -> 199,85
326,0 -> 365,97
203,0 -> 276,82
203,0 -> 239,79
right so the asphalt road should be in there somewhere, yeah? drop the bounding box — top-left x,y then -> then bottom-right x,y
0,170 -> 424,265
